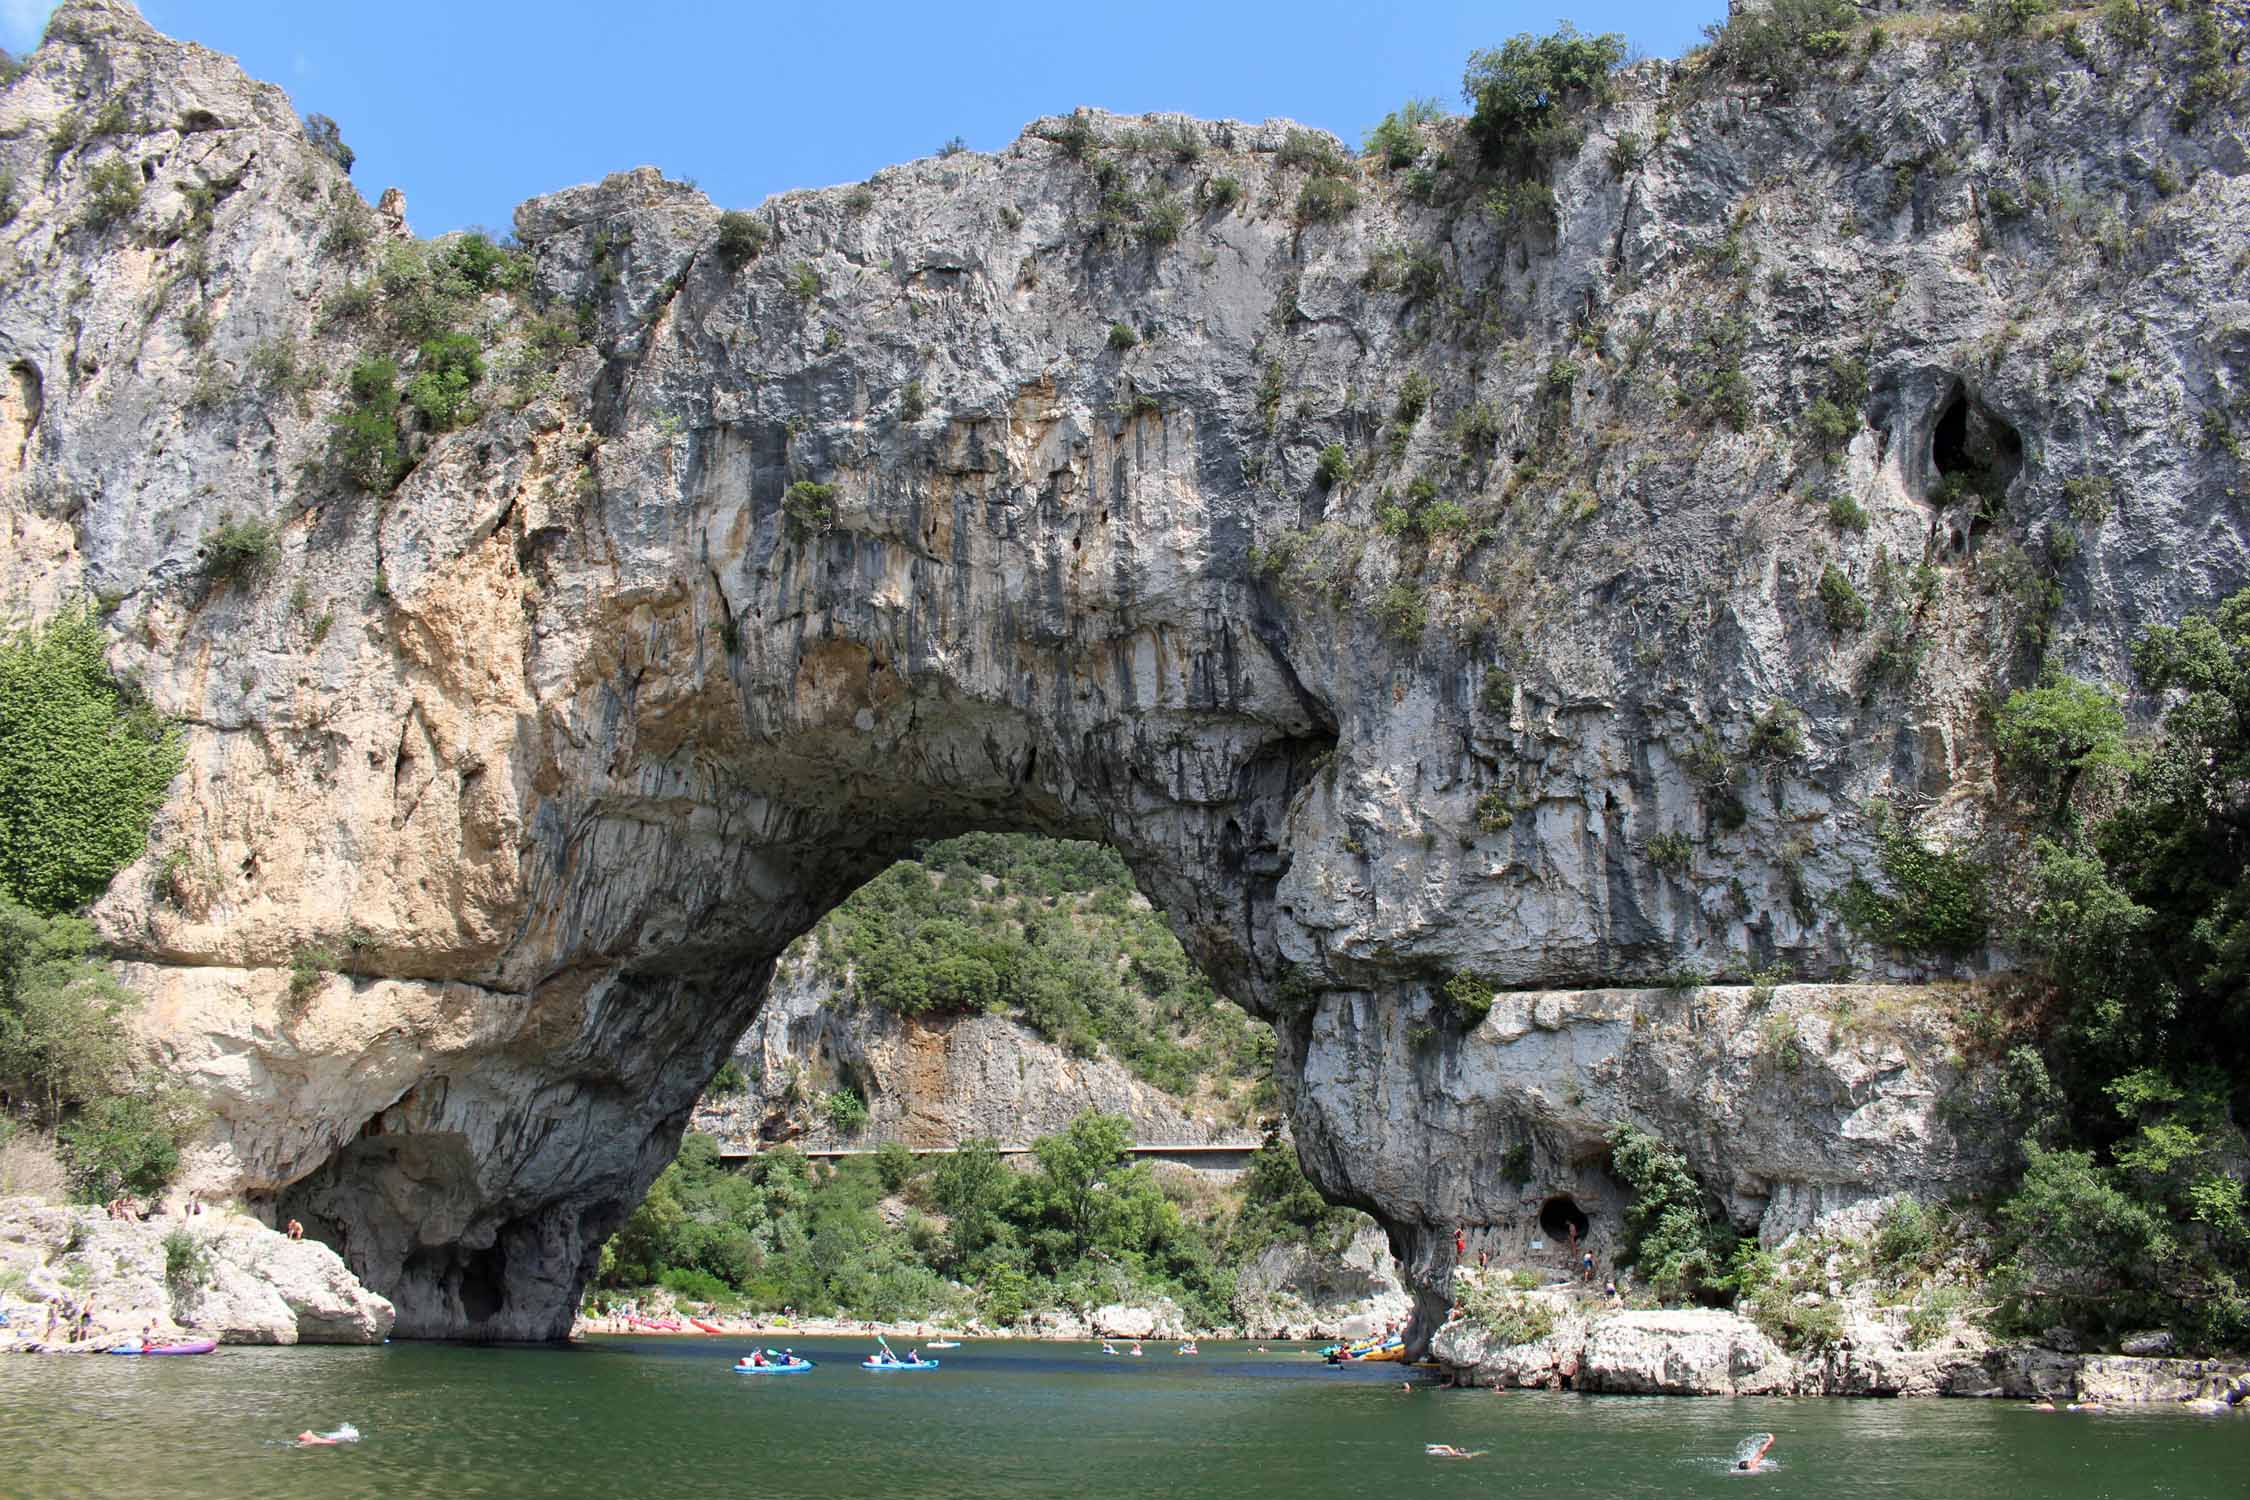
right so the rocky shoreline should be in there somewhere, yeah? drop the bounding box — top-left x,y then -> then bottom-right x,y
0,1197 -> 393,1349
1433,1296 -> 2250,1412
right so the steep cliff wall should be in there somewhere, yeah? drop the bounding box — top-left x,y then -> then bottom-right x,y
2,0 -> 2243,1337
691,940 -> 1253,1153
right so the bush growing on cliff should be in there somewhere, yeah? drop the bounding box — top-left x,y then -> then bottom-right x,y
1462,24 -> 1626,174
301,113 -> 354,173
1295,175 -> 1359,226
1314,444 -> 1353,489
1701,0 -> 1856,89
1608,1123 -> 1731,1303
825,1087 -> 870,1133
81,158 -> 142,231
197,516 -> 278,590
714,211 -> 769,268
1992,676 -> 2127,819
163,1226 -> 213,1288
332,357 -> 406,492
1836,815 -> 1989,957
781,480 -> 836,533
57,1089 -> 200,1204
1817,564 -> 1868,633
405,331 -> 485,430
0,902 -> 132,1125
0,609 -> 182,918
1363,98 -> 1445,170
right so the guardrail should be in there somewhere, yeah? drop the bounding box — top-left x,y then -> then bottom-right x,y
714,1141 -> 1260,1162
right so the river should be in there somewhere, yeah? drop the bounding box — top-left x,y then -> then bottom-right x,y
1,1336 -> 2241,1498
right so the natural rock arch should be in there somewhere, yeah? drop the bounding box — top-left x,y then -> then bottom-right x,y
8,0 -> 2232,1345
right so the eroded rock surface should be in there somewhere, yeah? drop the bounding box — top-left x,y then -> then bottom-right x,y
690,940 -> 1248,1151
0,1197 -> 394,1345
2,0 -> 2244,1337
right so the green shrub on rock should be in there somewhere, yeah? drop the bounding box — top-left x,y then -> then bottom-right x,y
405,331 -> 484,430
0,610 -> 181,917
197,516 -> 278,590
714,211 -> 769,268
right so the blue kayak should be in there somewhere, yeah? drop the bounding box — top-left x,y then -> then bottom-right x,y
861,1357 -> 940,1371
733,1358 -> 814,1374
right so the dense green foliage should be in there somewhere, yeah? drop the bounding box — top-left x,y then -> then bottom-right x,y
0,899 -> 198,1201
1700,0 -> 1856,89
2001,591 -> 2250,1347
0,610 -> 181,916
1837,811 -> 1990,957
405,331 -> 485,430
0,613 -> 194,1204
1608,1122 -> 1730,1302
1462,24 -> 1625,175
1993,676 -> 2127,818
595,1115 -> 1344,1328
333,357 -> 407,492
715,211 -> 769,267
810,834 -> 1270,1101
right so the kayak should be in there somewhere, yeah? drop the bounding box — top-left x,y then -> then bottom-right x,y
925,1339 -> 961,1348
689,1317 -> 727,1334
733,1358 -> 814,1374
861,1357 -> 940,1371
108,1340 -> 217,1356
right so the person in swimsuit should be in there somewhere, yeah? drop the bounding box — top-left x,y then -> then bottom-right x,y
1425,1445 -> 1485,1459
1735,1434 -> 1776,1472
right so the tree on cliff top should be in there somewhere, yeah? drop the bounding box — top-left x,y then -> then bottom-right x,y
0,607 -> 181,916
1462,23 -> 1626,174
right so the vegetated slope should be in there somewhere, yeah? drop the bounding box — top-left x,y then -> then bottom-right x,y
592,1116 -> 1378,1335
697,833 -> 1275,1146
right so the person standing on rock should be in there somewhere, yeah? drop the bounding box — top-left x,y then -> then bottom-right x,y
1580,1250 -> 1595,1283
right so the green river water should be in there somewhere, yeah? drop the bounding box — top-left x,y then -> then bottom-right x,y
0,1336 -> 2241,1499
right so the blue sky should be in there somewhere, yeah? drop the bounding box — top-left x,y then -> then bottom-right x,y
5,2 -> 1727,235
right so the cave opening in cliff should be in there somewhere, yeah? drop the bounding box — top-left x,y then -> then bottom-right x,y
1929,381 -> 2024,526
1538,1195 -> 1590,1243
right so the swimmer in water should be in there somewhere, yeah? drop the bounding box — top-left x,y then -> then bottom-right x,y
1734,1433 -> 1776,1472
1425,1445 -> 1486,1460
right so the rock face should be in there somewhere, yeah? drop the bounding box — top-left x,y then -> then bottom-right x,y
691,940 -> 1247,1151
0,1197 -> 394,1345
2,1 -> 2244,1337
1434,1291 -> 2250,1403
1231,1221 -> 1411,1340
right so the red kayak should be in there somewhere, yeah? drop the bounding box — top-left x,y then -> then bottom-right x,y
689,1317 -> 726,1335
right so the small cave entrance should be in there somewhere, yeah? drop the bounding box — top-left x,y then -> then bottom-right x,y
1928,380 -> 2023,538
1538,1194 -> 1591,1243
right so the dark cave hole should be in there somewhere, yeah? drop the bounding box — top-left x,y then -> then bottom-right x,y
1538,1195 -> 1590,1242
1931,387 -> 1972,477
1929,380 -> 2024,527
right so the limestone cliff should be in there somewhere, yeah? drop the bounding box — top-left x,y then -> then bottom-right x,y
2,0 -> 2243,1338
690,934 -> 1255,1153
